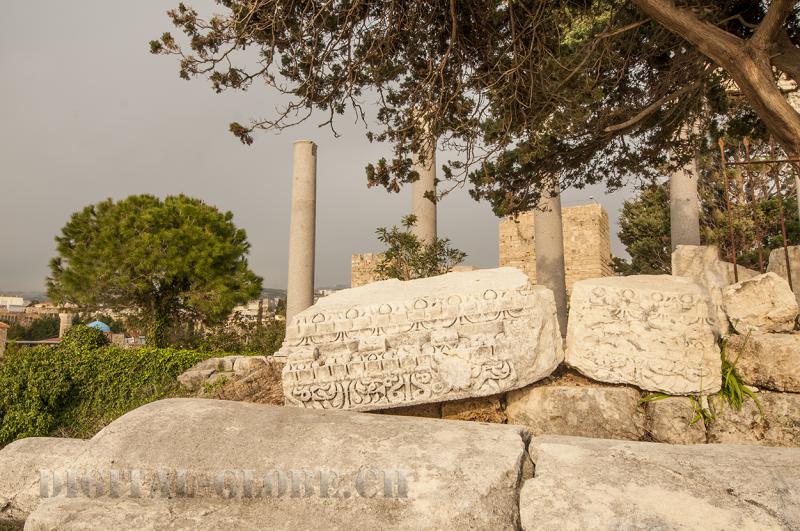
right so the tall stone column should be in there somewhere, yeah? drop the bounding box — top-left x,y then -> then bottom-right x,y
411,140 -> 437,244
534,181 -> 568,337
0,322 -> 8,357
58,313 -> 73,338
286,140 -> 317,326
670,156 -> 702,251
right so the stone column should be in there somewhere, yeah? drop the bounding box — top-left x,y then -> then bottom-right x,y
670,157 -> 702,251
286,140 -> 317,326
411,140 -> 437,244
58,313 -> 73,338
0,322 -> 8,358
534,182 -> 568,337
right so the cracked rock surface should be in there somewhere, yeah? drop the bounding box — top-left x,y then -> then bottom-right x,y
521,436 -> 800,530
3,398 -> 800,530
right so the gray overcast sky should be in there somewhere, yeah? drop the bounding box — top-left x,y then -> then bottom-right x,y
0,1 -> 633,293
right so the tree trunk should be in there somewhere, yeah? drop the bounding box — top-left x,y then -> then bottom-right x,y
534,181 -> 568,337
632,0 -> 800,156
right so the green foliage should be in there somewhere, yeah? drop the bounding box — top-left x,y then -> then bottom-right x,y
47,194 -> 262,347
2,316 -> 60,341
637,392 -> 670,406
0,325 -> 215,447
618,184 -> 672,274
152,1 -> 800,215
717,336 -> 763,415
61,324 -> 110,350
373,215 -> 466,281
193,317 -> 285,355
689,396 -> 715,427
618,180 -> 800,274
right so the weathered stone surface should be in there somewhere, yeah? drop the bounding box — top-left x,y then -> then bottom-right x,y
671,245 -> 757,334
442,396 -> 506,423
707,391 -> 800,447
18,398 -> 529,530
521,436 -> 800,530
279,268 -> 563,411
645,397 -> 706,444
177,356 -> 268,393
723,272 -> 799,333
767,245 -> 800,304
565,275 -> 721,394
0,438 -> 87,525
727,333 -> 800,392
506,377 -> 645,440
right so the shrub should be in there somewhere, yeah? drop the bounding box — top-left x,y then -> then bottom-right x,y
374,214 -> 466,280
0,329 -> 216,447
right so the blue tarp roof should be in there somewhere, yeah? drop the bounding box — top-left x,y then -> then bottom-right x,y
87,321 -> 111,333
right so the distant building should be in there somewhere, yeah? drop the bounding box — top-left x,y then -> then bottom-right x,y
230,298 -> 278,321
0,296 -> 26,313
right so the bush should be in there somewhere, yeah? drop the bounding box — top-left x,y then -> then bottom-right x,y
374,214 -> 466,280
194,317 -> 285,355
0,326 -> 217,447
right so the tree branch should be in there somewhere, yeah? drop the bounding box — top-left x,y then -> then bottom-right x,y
772,29 -> 800,84
751,0 -> 794,51
603,80 -> 702,134
631,0 -> 744,65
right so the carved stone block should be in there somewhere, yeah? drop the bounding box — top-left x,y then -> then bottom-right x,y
278,267 -> 563,411
565,276 -> 721,395
722,272 -> 799,334
671,245 -> 757,335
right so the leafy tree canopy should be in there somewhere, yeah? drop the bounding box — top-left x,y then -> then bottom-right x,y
617,178 -> 800,274
47,195 -> 262,347
152,1 -> 800,215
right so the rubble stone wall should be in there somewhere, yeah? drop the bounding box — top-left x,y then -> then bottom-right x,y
499,203 -> 614,292
350,252 -> 384,288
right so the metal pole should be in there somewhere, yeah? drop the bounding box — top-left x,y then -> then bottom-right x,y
770,139 -> 793,291
718,138 -> 738,282
743,137 -> 764,272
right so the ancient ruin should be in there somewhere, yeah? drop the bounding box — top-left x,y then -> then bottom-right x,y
410,138 -> 437,244
565,275 -> 721,395
767,245 -> 800,304
285,140 -> 317,325
278,268 -> 563,411
499,203 -> 614,292
723,272 -> 799,334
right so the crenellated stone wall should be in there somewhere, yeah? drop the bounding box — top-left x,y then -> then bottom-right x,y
351,252 -> 384,288
352,203 -> 613,290
499,203 -> 614,292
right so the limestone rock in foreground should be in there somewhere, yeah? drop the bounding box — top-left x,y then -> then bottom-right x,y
723,272 -> 799,334
767,245 -> 800,304
707,391 -> 800,447
521,436 -> 800,530
279,267 -> 563,411
565,275 -> 721,394
0,438 -> 88,525
727,333 -> 800,393
19,398 -> 529,530
505,375 -> 645,441
645,396 -> 707,444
